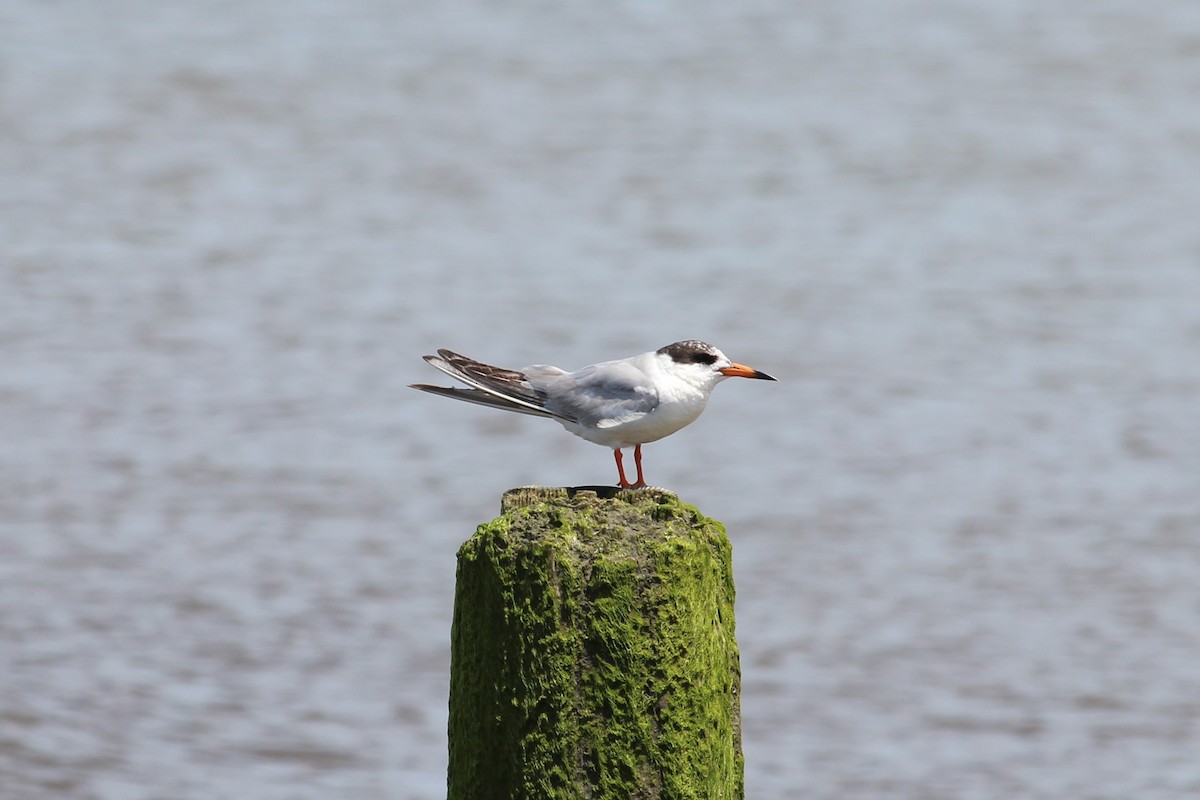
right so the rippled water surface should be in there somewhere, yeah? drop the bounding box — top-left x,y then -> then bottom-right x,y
3,1 -> 1200,798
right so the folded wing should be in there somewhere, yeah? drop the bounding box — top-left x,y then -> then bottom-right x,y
408,384 -> 556,418
537,360 -> 660,429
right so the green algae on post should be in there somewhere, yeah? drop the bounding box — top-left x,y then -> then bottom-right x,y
448,486 -> 743,800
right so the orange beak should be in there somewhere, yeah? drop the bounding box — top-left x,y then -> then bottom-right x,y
719,363 -> 777,381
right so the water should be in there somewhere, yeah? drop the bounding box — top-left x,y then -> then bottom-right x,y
3,1 -> 1199,798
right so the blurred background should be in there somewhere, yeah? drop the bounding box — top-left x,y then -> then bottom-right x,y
3,1 -> 1199,798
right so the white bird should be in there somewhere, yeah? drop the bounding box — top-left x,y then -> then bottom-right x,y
410,340 -> 776,488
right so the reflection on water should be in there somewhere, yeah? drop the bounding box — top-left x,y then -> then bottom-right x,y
3,1 -> 1199,798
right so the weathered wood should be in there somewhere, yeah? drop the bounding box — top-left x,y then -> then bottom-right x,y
448,486 -> 743,800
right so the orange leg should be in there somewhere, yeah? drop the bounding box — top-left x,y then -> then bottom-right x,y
632,444 -> 647,488
613,448 -> 634,488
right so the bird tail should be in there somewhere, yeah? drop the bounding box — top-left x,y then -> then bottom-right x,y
412,349 -> 576,422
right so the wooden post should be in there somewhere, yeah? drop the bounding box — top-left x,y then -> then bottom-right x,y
448,486 -> 743,800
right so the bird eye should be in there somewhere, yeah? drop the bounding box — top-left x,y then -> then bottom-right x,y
694,352 -> 718,365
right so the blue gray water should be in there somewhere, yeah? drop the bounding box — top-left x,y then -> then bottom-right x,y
3,1 -> 1199,798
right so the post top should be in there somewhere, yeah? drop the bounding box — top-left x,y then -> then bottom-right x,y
501,485 -> 679,513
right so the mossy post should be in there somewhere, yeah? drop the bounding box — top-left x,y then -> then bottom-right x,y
448,486 -> 743,800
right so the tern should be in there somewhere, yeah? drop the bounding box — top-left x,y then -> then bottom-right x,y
410,340 -> 776,488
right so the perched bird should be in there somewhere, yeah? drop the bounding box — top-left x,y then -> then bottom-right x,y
410,340 -> 776,488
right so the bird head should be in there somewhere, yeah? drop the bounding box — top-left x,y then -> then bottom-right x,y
656,340 -> 777,387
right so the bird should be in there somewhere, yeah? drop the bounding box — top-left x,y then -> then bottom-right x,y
410,340 -> 777,488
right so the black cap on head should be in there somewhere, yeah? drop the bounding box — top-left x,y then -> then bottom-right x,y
657,340 -> 720,366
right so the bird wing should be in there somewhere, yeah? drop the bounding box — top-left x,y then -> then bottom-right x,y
537,359 -> 660,429
408,385 -> 556,418
415,349 -> 578,422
